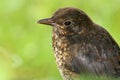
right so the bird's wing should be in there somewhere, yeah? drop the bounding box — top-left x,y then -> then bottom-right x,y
65,27 -> 120,77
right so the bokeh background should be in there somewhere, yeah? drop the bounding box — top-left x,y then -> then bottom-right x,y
0,0 -> 120,80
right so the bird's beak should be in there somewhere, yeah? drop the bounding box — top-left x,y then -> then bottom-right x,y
37,18 -> 54,26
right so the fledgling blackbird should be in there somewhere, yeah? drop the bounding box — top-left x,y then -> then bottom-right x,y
37,7 -> 120,80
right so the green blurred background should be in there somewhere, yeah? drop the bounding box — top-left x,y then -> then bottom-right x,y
0,0 -> 120,80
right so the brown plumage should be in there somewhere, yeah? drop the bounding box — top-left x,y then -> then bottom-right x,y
37,7 -> 120,80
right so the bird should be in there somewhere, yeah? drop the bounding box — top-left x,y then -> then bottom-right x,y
37,7 -> 120,80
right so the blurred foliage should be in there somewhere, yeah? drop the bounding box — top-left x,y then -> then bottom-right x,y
0,0 -> 120,80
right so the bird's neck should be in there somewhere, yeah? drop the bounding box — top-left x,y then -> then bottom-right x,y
52,27 -> 70,54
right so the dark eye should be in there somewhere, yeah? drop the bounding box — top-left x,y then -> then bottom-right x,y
64,21 -> 71,26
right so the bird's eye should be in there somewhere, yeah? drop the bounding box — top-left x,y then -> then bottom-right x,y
64,20 -> 71,26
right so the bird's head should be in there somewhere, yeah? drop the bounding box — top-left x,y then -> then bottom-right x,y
38,7 -> 93,36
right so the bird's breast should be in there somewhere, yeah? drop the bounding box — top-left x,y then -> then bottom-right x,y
52,31 -> 80,80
